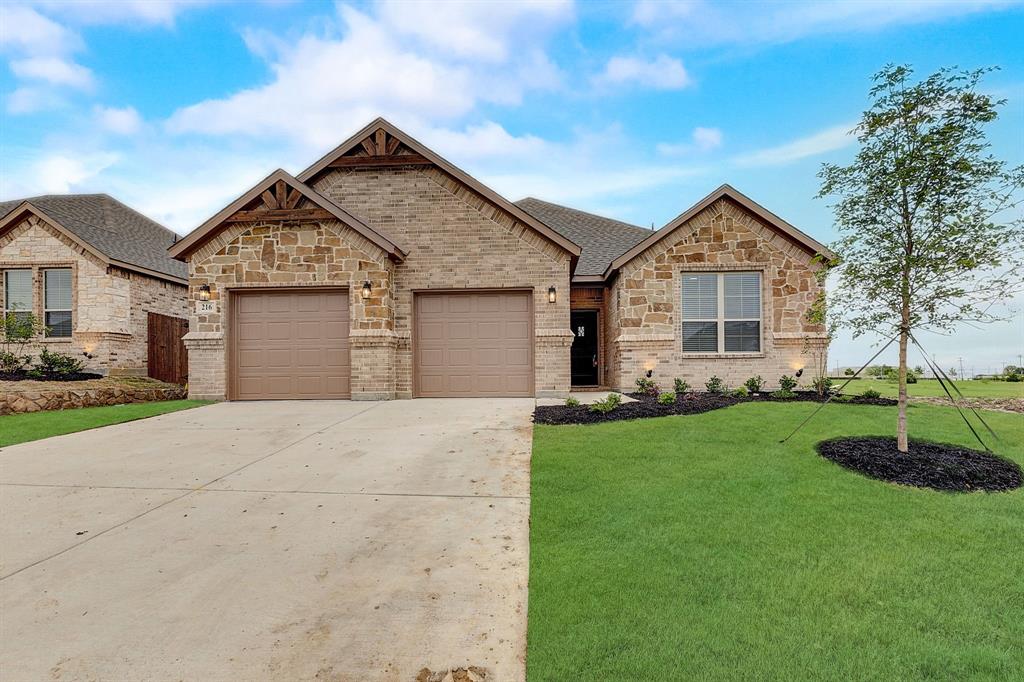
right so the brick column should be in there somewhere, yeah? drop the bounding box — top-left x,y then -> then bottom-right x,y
182,331 -> 226,400
349,329 -> 397,400
535,328 -> 573,398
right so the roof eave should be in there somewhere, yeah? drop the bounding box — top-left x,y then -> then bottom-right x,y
0,201 -> 112,266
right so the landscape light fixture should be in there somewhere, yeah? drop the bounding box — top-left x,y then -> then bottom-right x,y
548,286 -> 557,303
361,281 -> 373,299
198,285 -> 211,301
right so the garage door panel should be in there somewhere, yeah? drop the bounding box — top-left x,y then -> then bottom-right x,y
232,289 -> 350,400
415,292 -> 533,398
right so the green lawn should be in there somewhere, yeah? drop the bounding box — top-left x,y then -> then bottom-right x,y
0,400 -> 211,447
846,378 -> 1023,399
528,402 -> 1024,680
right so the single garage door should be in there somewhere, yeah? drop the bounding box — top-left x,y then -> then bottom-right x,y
232,289 -> 350,400
415,291 -> 533,397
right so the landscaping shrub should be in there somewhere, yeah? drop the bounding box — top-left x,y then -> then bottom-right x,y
635,376 -> 659,395
589,392 -> 622,414
771,389 -> 796,399
744,375 -> 764,393
657,391 -> 676,405
673,378 -> 689,394
32,347 -> 85,379
779,375 -> 798,392
832,394 -> 854,403
0,350 -> 31,373
565,396 -> 580,407
861,388 -> 882,399
906,373 -> 918,384
731,387 -> 747,398
705,376 -> 725,393
812,376 -> 834,397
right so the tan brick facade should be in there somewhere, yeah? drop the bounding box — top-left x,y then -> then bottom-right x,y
0,214 -> 187,375
182,166 -> 571,400
606,198 -> 827,392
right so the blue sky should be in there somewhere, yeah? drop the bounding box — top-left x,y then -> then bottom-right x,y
1,0 -> 1022,372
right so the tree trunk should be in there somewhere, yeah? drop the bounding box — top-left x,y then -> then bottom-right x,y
897,308 -> 910,453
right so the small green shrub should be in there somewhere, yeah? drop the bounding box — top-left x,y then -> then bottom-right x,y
906,373 -> 918,384
32,347 -> 84,379
705,376 -> 725,393
831,394 -> 853,403
589,392 -> 623,414
673,377 -> 689,394
657,391 -> 676,405
861,388 -> 881,399
812,376 -> 833,396
635,376 -> 659,395
743,375 -> 764,393
0,350 -> 31,373
731,387 -> 748,398
779,375 -> 798,392
565,396 -> 580,407
1007,373 -> 1022,383
770,389 -> 796,399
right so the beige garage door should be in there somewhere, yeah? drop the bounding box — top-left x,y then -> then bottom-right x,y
415,291 -> 533,397
232,289 -> 350,400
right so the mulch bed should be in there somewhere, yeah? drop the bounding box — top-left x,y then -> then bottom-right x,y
534,391 -> 896,426
816,436 -> 1022,493
0,370 -> 102,382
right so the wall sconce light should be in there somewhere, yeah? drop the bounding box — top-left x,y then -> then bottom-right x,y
795,368 -> 804,378
198,284 -> 211,302
82,351 -> 94,360
646,369 -> 653,378
547,285 -> 557,304
361,280 -> 372,299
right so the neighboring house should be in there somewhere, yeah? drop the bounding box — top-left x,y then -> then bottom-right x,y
0,195 -> 189,377
169,118 -> 831,401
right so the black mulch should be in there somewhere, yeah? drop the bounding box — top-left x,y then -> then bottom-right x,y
0,371 -> 103,382
816,436 -> 1022,493
533,390 -> 896,426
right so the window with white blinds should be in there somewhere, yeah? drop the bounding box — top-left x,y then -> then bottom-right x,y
681,272 -> 761,353
3,270 -> 33,324
44,269 -> 72,337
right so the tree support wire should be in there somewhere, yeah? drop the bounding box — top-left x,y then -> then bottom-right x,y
778,333 -> 899,444
779,328 -> 1003,452
909,330 -> 998,451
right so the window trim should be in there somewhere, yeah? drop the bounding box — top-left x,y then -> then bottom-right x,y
680,270 -> 763,355
43,267 -> 73,338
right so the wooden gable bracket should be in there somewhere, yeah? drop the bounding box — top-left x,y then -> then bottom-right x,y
225,180 -> 334,223
326,127 -> 432,169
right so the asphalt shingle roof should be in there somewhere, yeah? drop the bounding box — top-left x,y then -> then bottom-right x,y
0,194 -> 187,281
515,197 -> 653,276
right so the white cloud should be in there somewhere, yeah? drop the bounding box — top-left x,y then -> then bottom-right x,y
0,5 -> 80,52
6,86 -> 64,114
631,0 -> 1019,46
733,123 -> 856,167
95,105 -> 143,135
657,126 -> 722,156
592,54 -> 691,90
30,152 -> 120,194
167,3 -> 568,147
376,0 -> 573,62
10,56 -> 94,90
32,0 -> 208,27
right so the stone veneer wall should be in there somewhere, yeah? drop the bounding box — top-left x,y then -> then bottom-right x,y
183,217 -> 395,400
607,198 -> 827,392
1,380 -> 186,415
313,165 -> 572,398
0,214 -> 186,374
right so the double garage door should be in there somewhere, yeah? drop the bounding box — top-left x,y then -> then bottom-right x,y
231,289 -> 532,400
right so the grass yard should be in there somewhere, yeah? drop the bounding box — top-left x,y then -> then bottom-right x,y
0,400 -> 210,447
528,402 -> 1024,680
847,377 -> 1023,399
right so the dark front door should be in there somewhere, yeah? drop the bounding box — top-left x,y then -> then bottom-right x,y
570,310 -> 599,386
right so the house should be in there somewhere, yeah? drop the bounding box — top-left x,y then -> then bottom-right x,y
0,195 -> 189,378
169,118 -> 831,401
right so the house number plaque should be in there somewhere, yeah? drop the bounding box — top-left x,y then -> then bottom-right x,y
196,301 -> 215,314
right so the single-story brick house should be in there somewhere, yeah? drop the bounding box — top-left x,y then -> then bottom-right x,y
0,195 -> 188,377
169,118 -> 832,401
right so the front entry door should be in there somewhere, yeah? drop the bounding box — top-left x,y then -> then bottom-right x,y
570,310 -> 599,386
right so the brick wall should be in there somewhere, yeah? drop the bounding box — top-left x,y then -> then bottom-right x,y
0,214 -> 185,374
607,198 -> 827,392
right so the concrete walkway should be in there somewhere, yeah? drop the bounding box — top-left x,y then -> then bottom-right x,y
0,399 -> 533,681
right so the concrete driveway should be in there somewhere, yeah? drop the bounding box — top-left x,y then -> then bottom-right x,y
0,399 -> 533,681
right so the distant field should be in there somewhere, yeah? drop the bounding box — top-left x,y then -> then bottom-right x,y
844,378 -> 1023,399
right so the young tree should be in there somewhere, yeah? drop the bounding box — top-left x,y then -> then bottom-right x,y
819,65 -> 1024,452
